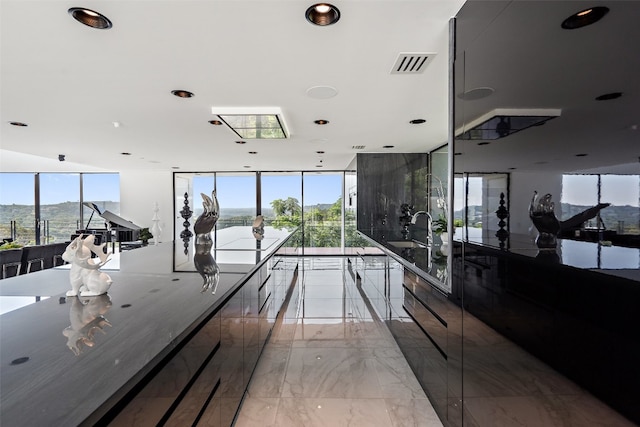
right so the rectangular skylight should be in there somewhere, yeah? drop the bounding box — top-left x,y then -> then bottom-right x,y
211,107 -> 289,139
456,108 -> 561,140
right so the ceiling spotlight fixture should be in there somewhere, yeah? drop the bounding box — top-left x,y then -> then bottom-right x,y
306,3 -> 340,26
410,119 -> 426,124
478,142 -> 490,146
314,119 -> 329,125
58,154 -> 65,162
248,151 -> 257,154
561,7 -> 609,29
9,121 -> 28,127
235,140 -> 246,144
575,153 -> 589,157
595,92 -> 622,101
121,152 -> 131,156
209,120 -> 223,125
316,151 -> 325,154
172,166 -> 180,169
171,90 -> 194,98
243,165 -> 251,168
68,7 -> 113,29
383,145 -> 395,149
316,164 -> 323,168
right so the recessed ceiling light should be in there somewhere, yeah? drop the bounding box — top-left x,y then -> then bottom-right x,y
383,145 -> 395,149
248,151 -> 257,154
172,166 -> 180,169
477,142 -> 490,146
68,7 -> 113,29
595,92 -> 622,101
243,165 -> 251,168
316,164 -> 323,168
316,151 -> 325,154
575,153 -> 589,157
314,119 -> 329,125
171,90 -> 194,98
410,119 -> 426,124
306,3 -> 340,26
508,167 -> 517,170
235,140 -> 246,144
561,7 -> 609,29
121,152 -> 131,156
9,121 -> 27,127
209,120 -> 223,125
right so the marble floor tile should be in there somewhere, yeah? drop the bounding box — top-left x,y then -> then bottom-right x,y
245,346 -> 290,397
281,347 -> 383,398
274,397 -> 394,427
234,397 -> 280,427
464,394 -> 637,427
292,318 -> 369,348
385,398 -> 443,427
303,284 -> 348,298
299,297 -> 353,318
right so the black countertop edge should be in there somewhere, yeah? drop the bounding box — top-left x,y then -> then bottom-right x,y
356,231 -> 447,294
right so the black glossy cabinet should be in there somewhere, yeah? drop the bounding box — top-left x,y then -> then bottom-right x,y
108,255 -> 298,427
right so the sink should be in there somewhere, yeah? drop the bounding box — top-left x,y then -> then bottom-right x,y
387,240 -> 428,249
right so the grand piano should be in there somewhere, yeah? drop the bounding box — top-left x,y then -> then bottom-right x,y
74,202 -> 142,249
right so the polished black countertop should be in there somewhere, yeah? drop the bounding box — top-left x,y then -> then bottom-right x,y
459,229 -> 640,281
0,227 -> 293,426
357,229 -> 449,292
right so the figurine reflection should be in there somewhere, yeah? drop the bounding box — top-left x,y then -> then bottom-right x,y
194,243 -> 220,294
529,191 -> 609,249
63,294 -> 112,355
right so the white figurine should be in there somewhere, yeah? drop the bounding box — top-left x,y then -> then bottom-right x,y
62,235 -> 113,297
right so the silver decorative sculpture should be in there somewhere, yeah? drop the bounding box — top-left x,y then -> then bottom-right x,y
193,190 -> 220,293
194,190 -> 219,246
252,215 -> 265,240
529,191 -> 610,249
62,235 -> 113,296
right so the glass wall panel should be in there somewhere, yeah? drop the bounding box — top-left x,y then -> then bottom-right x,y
0,173 -> 36,245
261,173 -> 302,230
40,173 -> 80,244
302,172 -> 343,253
215,173 -> 256,230
600,174 -> 639,235
82,173 -> 121,230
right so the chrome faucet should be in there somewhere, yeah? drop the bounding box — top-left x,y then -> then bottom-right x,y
411,211 -> 433,244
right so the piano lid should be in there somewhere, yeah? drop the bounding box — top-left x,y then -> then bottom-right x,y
83,202 -> 102,215
101,210 -> 141,230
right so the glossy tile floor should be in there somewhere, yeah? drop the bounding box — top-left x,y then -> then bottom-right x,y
236,257 -> 636,427
235,258 -> 442,427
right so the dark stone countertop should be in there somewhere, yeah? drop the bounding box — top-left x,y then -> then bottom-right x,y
0,227 -> 293,427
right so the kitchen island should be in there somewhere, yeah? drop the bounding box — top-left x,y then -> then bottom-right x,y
0,226 -> 298,427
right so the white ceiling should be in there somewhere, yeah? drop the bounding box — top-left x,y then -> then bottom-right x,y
0,0 -> 465,173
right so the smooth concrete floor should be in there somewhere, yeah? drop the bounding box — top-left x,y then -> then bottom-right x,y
235,257 -> 636,427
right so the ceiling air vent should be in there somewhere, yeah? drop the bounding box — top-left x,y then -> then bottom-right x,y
391,52 -> 436,74
352,145 -> 366,150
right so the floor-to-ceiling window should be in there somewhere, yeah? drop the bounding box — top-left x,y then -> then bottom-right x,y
174,171 -> 351,252
0,173 -> 120,246
261,172 -> 302,229
302,172 -> 343,254
0,173 -> 35,245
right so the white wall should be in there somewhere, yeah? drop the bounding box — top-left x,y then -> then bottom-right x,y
509,171 -> 563,235
120,171 -> 174,242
